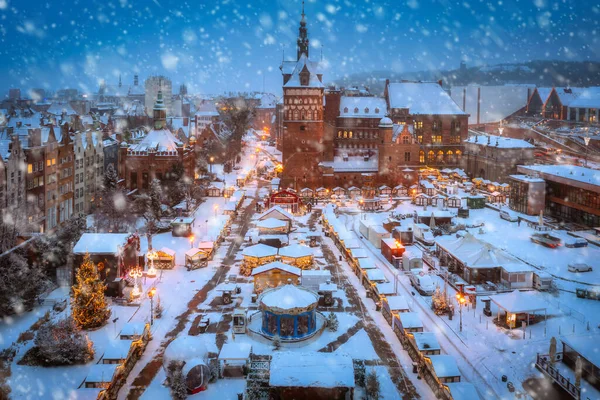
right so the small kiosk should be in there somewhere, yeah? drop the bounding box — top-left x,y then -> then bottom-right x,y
232,308 -> 248,334
154,247 -> 176,269
171,217 -> 195,237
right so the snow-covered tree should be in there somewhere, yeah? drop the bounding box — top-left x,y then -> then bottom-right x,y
219,97 -> 255,163
154,296 -> 163,319
431,285 -> 450,316
72,253 -> 110,329
95,165 -> 133,232
327,312 -> 339,332
167,360 -> 188,400
366,369 -> 381,400
272,334 -> 281,350
33,317 -> 94,366
0,250 -> 49,316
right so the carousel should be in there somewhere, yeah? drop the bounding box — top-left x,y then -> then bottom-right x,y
255,284 -> 324,341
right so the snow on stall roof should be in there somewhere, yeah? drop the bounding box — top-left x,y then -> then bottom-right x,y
465,134 -> 534,149
388,82 -> 466,115
399,312 -> 423,329
85,364 -> 118,383
350,248 -> 369,259
366,269 -> 387,282
427,355 -> 461,378
242,243 -> 278,258
417,210 -> 454,218
257,205 -> 294,221
319,154 -> 379,173
73,233 -> 130,255
102,340 -> 132,360
518,164 -> 600,189
75,388 -> 105,400
489,290 -> 548,313
251,261 -> 301,276
343,238 -> 362,249
218,342 -> 252,361
374,282 -> 396,296
119,322 -> 146,337
158,247 -> 176,257
436,233 -> 525,270
260,284 -> 318,310
385,295 -> 409,311
319,282 -> 338,291
279,244 -> 313,258
301,269 -> 331,277
339,96 -> 387,118
358,258 -> 377,269
256,218 -> 287,229
412,332 -> 441,351
444,382 -> 481,400
560,335 -> 600,368
269,352 -> 354,388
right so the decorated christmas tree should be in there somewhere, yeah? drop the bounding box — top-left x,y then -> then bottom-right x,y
72,253 -> 110,329
431,285 -> 450,315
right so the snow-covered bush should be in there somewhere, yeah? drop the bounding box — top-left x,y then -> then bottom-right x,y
166,360 -> 187,400
0,250 -> 49,316
366,369 -> 381,400
31,317 -> 94,366
272,335 -> 281,350
327,312 -> 339,332
154,296 -> 163,319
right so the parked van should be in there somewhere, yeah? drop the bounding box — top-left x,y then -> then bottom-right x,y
413,223 -> 435,246
499,210 -> 518,222
410,271 -> 435,295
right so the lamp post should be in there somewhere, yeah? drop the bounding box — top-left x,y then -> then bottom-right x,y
214,204 -> 219,217
147,251 -> 157,278
189,234 -> 195,249
584,135 -> 591,167
129,268 -> 143,298
209,156 -> 214,174
456,292 -> 466,332
148,287 -> 156,326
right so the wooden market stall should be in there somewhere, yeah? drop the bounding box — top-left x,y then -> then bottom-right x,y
251,261 -> 301,294
171,217 -> 195,237
154,247 -> 176,269
241,243 -> 278,275
266,190 -> 301,214
278,244 -> 314,269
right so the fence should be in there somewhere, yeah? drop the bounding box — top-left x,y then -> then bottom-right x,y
536,353 -> 581,400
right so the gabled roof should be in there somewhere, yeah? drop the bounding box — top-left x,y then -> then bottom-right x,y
251,261 -> 301,276
257,205 -> 294,222
284,54 -> 324,89
388,82 -> 466,115
568,86 -> 600,109
242,243 -> 278,258
128,128 -> 182,152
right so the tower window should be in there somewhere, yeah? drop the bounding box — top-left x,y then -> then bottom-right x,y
354,107 -> 359,114
344,107 -> 348,113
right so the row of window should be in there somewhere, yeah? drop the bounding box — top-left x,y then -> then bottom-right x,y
286,109 -> 320,121
27,176 -> 44,189
336,131 -> 379,139
415,134 -> 462,144
285,97 -> 321,105
342,106 -> 381,115
419,150 -> 463,163
27,161 -> 44,174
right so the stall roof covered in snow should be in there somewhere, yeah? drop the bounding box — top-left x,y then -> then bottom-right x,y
278,244 -> 313,258
399,312 -> 423,329
426,355 -> 461,378
219,342 -> 252,361
73,233 -> 130,255
119,322 -> 147,337
388,82 -> 466,115
85,364 -> 119,383
374,282 -> 396,296
269,352 -> 355,388
257,205 -> 294,222
358,258 -> 377,270
242,243 -> 278,258
465,134 -> 534,149
412,332 -> 441,351
560,335 -> 600,368
385,295 -> 409,311
366,269 -> 387,282
489,290 -> 548,314
444,382 -> 481,400
102,340 -> 132,361
260,284 -> 318,310
251,261 -> 301,276
256,218 -> 288,229
350,248 -> 369,259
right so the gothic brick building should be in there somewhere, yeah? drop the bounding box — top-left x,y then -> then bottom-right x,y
278,7 -> 469,191
119,89 -> 195,192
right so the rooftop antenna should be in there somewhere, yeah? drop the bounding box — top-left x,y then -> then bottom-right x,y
302,0 -> 305,17
282,48 -> 285,62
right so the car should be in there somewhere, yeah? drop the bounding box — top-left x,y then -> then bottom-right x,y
568,263 -> 593,273
530,233 -> 561,248
499,210 -> 518,222
565,237 -> 588,248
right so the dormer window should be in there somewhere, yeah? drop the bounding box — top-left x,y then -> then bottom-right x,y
344,107 -> 348,113
354,107 -> 359,114
375,107 -> 380,114
365,107 -> 369,114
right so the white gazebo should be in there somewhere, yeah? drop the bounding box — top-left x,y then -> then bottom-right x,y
489,290 -> 548,329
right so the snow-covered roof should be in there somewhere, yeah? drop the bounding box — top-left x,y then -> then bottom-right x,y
218,342 -> 252,360
518,165 -> 600,190
489,290 -> 548,313
119,322 -> 147,337
553,87 -> 587,107
319,282 -> 337,292
426,355 -> 461,378
47,102 -> 77,116
284,54 -> 324,89
163,335 -> 212,368
257,205 -> 294,222
269,352 -> 354,388
343,238 -> 362,249
451,85 -> 533,124
319,153 -> 379,173
349,248 -> 369,259
366,269 -> 387,282
560,335 -> 600,368
535,87 -> 553,104
251,261 -> 301,276
85,364 -> 119,383
242,243 -> 278,258
196,101 -> 220,117
278,244 -> 313,259
374,282 -> 396,296
411,332 -> 440,351
444,382 -> 481,400
102,340 -> 132,360
465,134 -> 534,149
260,284 -> 318,310
358,258 -> 377,270
73,233 -> 130,255
399,312 -> 423,329
256,218 -> 287,229
385,295 -> 409,311
257,93 -> 278,109
128,128 -> 182,153
388,82 -> 466,115
339,96 -> 387,118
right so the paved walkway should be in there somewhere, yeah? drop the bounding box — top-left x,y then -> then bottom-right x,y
124,180 -> 266,399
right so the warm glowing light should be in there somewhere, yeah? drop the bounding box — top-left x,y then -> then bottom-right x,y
148,287 -> 156,299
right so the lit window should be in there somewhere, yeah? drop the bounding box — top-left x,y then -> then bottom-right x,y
27,164 -> 33,173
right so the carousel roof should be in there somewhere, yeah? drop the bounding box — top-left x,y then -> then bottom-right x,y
260,284 -> 318,311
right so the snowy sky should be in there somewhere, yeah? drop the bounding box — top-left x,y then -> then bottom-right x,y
1,0 -> 599,97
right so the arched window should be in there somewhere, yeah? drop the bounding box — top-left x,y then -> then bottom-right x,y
344,107 -> 348,113
456,150 -> 462,160
419,151 -> 425,163
447,150 -> 454,163
293,110 -> 299,120
349,131 -> 353,138
343,131 -> 348,138
354,107 -> 359,114
365,107 -> 369,114
427,151 -> 435,162
437,150 -> 444,162
375,107 -> 380,114
338,131 -> 342,138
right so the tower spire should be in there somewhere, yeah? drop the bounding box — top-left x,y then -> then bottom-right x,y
297,1 -> 309,60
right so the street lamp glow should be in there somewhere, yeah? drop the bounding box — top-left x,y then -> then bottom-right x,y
189,235 -> 195,248
146,250 -> 157,278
